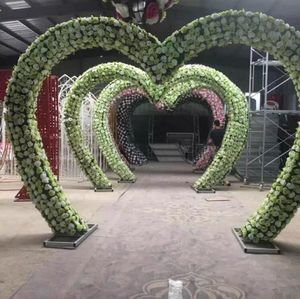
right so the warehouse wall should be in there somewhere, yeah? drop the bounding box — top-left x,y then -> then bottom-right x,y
53,53 -> 251,92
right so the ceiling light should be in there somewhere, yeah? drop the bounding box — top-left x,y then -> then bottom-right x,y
5,1 -> 31,10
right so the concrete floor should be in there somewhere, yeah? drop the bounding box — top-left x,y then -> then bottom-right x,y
1,162 -> 300,299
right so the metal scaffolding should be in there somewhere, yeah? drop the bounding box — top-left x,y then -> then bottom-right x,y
241,48 -> 299,190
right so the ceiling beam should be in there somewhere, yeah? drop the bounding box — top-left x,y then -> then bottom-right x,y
0,2 -> 9,11
0,1 -> 42,38
0,40 -> 22,54
19,19 -> 43,35
47,17 -> 57,26
0,1 -> 110,22
0,23 -> 31,45
24,0 -> 39,6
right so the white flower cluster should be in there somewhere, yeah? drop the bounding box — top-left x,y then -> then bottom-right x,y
94,80 -> 138,181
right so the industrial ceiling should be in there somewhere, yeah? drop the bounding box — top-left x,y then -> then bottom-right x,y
0,0 -> 300,68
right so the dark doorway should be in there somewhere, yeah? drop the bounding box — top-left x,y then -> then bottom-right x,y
131,101 -> 213,160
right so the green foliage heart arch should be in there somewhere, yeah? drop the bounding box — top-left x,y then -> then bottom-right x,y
63,63 -> 154,186
87,64 -> 247,187
5,10 -> 300,242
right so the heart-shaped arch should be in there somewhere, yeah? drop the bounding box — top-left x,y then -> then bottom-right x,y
158,65 -> 249,189
89,64 -> 247,186
5,11 -> 300,241
94,80 -> 141,181
64,63 -> 157,185
114,87 -> 225,166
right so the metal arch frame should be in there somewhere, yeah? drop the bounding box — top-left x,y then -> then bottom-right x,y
244,48 -> 300,190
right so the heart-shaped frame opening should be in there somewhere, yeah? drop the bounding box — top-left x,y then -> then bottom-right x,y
64,63 -> 247,190
87,64 -> 243,186
113,87 -> 225,166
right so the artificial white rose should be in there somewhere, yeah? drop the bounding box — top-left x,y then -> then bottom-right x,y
112,2 -> 130,18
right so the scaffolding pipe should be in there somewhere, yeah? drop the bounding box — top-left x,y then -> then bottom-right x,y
242,48 -> 298,188
245,47 -> 254,182
260,52 -> 269,185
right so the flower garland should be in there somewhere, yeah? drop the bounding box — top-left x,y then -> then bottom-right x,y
190,89 -> 225,126
90,64 -> 247,188
65,63 -> 155,183
94,80 -> 144,180
116,87 -> 225,167
116,88 -> 148,165
186,89 -> 225,169
4,11 -> 300,242
103,0 -> 179,25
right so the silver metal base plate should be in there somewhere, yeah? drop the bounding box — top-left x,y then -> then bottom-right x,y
232,228 -> 280,254
118,179 -> 136,183
43,224 -> 98,249
94,187 -> 113,192
192,186 -> 216,193
205,196 -> 231,202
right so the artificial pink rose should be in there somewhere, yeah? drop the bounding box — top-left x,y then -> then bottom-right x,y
146,15 -> 160,24
155,102 -> 165,110
116,12 -> 124,20
145,2 -> 159,20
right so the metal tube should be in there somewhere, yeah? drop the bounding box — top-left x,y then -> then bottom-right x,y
247,131 -> 294,165
264,148 -> 291,168
245,47 -> 254,181
267,77 -> 291,94
260,52 -> 269,185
